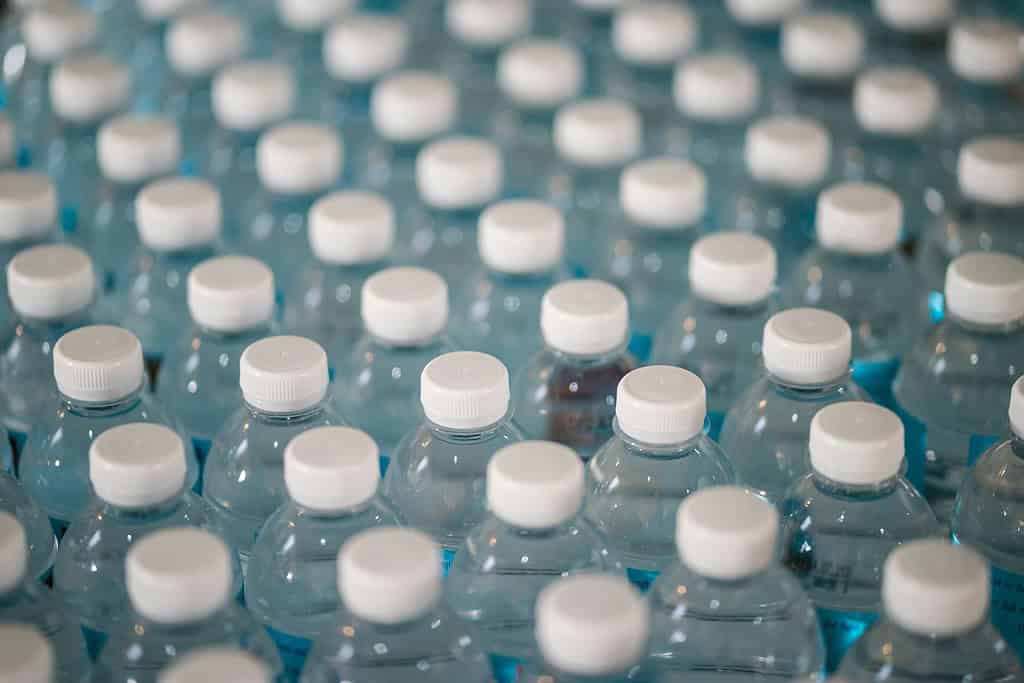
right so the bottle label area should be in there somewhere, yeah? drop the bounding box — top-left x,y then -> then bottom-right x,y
991,564 -> 1024,657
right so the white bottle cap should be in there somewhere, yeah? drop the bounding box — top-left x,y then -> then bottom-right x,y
689,232 -> 776,307
958,137 -> 1024,208
416,136 -> 502,210
136,0 -> 202,23
257,121 -> 343,196
90,423 -> 188,508
276,0 -> 353,32
674,53 -> 760,122
782,12 -> 864,80
726,0 -> 805,26
309,191 -> 394,265
621,157 -> 706,230
7,244 -> 94,320
0,114 -> 12,168
324,14 -> 408,84
1011,376 -> 1024,440
944,252 -> 1024,326
126,527 -> 233,625
554,99 -> 642,169
535,575 -> 649,677
0,172 -> 56,243
53,325 -> 144,403
338,527 -> 441,624
285,426 -> 380,513
0,624 -> 53,683
136,177 -> 221,252
541,279 -> 629,356
762,308 -> 852,386
478,199 -> 564,274
882,540 -> 989,637
613,1 -> 697,66
854,68 -> 939,136
0,512 -> 27,593
420,351 -> 510,430
815,181 -> 902,255
676,485 -> 779,580
188,256 -> 275,333
446,0 -> 531,49
361,267 -> 448,345
239,336 -> 329,413
22,2 -> 98,64
487,441 -> 584,529
159,648 -> 272,683
166,9 -> 248,78
49,53 -> 131,124
810,402 -> 904,485
97,115 -> 181,185
874,0 -> 953,32
950,18 -> 1023,84
745,116 -> 831,190
212,62 -> 296,133
616,366 -> 706,445
498,39 -> 583,110
371,70 -> 457,144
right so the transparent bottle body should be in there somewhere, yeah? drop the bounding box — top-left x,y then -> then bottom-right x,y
398,205 -> 486,291
233,192 -> 321,288
489,107 -> 561,200
0,580 -> 90,683
545,164 -> 626,277
80,181 -> 149,286
0,470 -> 56,581
36,121 -> 107,237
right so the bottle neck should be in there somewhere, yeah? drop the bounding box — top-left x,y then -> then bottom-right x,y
367,331 -> 445,352
766,371 -> 850,397
244,401 -> 328,424
612,418 -> 705,457
61,386 -> 145,416
195,321 -> 274,344
546,342 -> 631,369
946,311 -> 1024,336
426,416 -> 510,445
15,307 -> 93,337
811,471 -> 901,499
99,494 -> 187,522
292,497 -> 375,520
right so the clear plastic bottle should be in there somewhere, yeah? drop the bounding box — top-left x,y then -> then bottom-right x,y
893,252 -> 1024,524
651,232 -> 778,439
383,351 -> 523,572
19,325 -> 198,535
94,527 -> 282,683
720,308 -> 868,504
0,172 -> 58,330
518,574 -> 654,683
585,366 -> 735,589
721,0 -> 805,65
267,0 -> 346,95
157,255 -> 276,463
202,335 -> 339,571
0,512 -> 90,683
648,486 -> 826,680
514,279 -> 637,460
868,0 -> 954,78
952,375 -> 1024,656
301,527 -> 493,683
333,267 -> 453,465
446,440 -> 617,681
0,243 -> 92,452
781,182 -> 917,404
839,540 -> 1023,681
0,623 -> 60,683
0,470 -> 55,583
780,402 -> 940,672
0,114 -> 15,168
451,199 -> 568,377
158,647 -> 272,683
246,426 -> 401,679
596,158 -> 708,360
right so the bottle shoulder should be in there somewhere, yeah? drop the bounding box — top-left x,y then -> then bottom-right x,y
722,375 -> 868,440
253,498 -> 402,557
589,434 -> 736,482
651,563 -> 817,619
453,514 -> 616,573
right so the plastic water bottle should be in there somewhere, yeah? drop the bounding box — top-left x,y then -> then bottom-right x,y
0,623 -> 59,683
953,375 -> 1024,657
157,255 -> 276,464
269,0 -> 348,94
719,308 -> 868,504
550,98 -> 642,276
451,199 -> 567,377
301,527 -> 493,683
869,0 -> 954,77
54,423 -> 224,659
779,402 -> 940,671
720,0 -> 804,67
0,470 -> 55,583
0,512 -> 90,682
158,647 -> 272,683
234,121 -> 343,284
839,540 -> 1023,680
519,574 -> 653,683
781,182 -> 916,404
651,232 -> 778,439
246,426 -> 401,679
109,177 -> 222,368
283,190 -> 394,361
94,527 -> 282,682
383,351 -> 523,572
0,114 -> 15,168
0,244 -> 96,452
514,279 -> 637,460
585,366 -> 735,590
596,158 -> 708,360
446,440 -> 617,681
334,267 -> 453,464
19,325 -> 199,535
648,486 -> 826,679
893,252 -> 1024,524
202,335 -> 339,571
